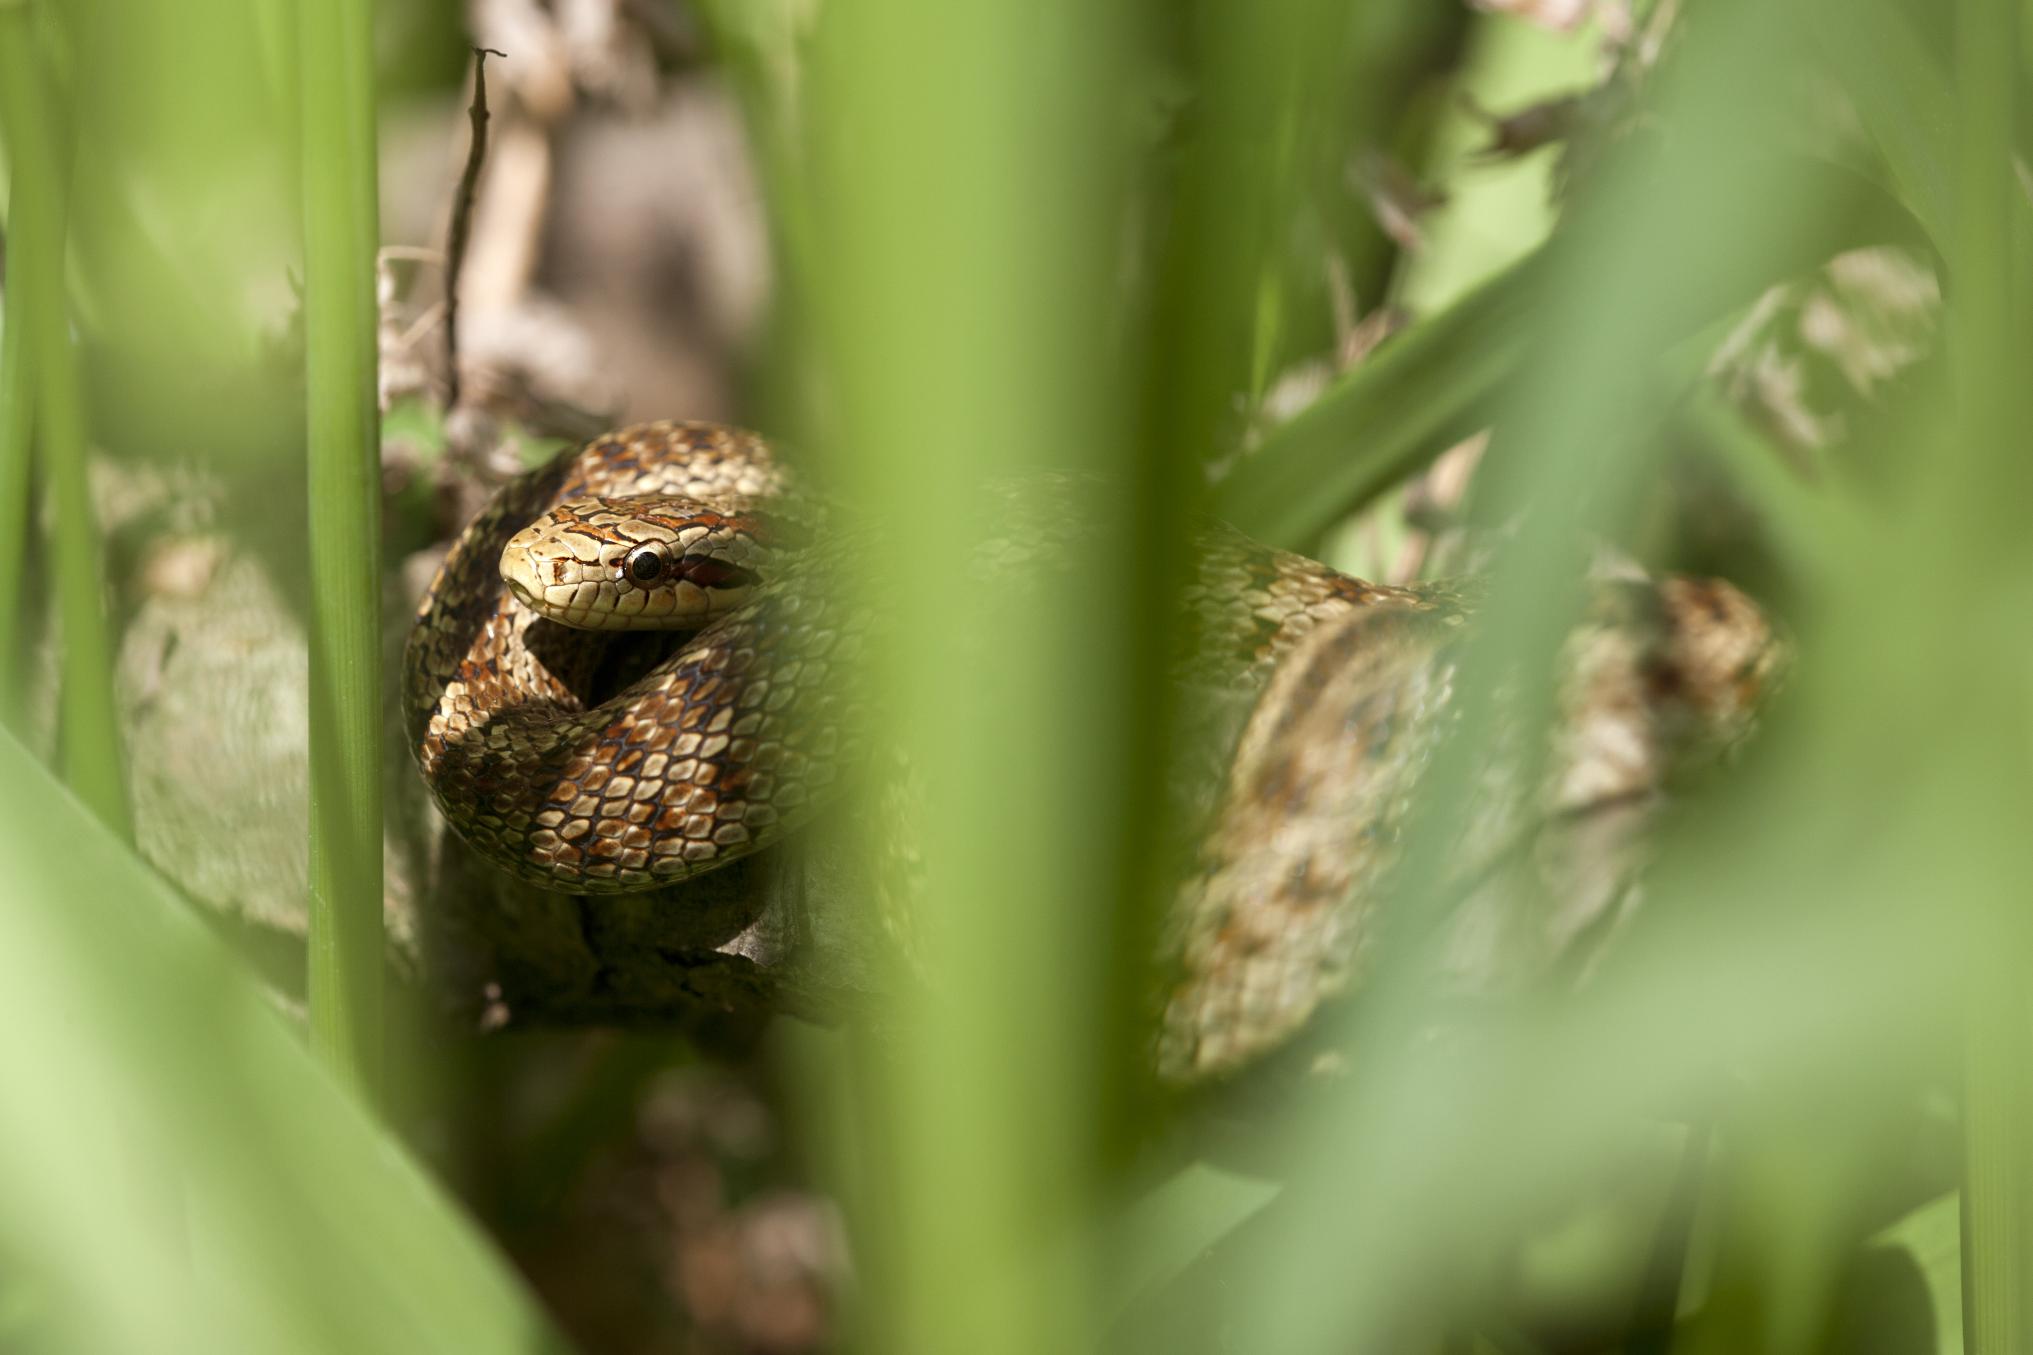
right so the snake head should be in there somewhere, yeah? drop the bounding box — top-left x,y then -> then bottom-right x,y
499,494 -> 769,630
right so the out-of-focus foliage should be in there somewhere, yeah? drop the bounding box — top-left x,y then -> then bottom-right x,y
0,733 -> 569,1353
0,0 -> 2026,1352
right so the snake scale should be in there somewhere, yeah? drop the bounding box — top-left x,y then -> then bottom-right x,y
408,421 -> 1777,1077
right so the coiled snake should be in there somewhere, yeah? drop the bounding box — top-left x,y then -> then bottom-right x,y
408,421 -> 1776,1076
405,421 -> 1429,894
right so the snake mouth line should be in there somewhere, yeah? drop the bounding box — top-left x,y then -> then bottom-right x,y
505,574 -> 542,610
672,556 -> 758,591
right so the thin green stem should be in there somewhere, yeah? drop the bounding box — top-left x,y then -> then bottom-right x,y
0,14 -> 45,729
299,0 -> 384,1103
0,8 -> 128,833
1952,0 -> 2026,1346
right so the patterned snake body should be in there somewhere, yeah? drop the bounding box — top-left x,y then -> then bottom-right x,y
405,421 -> 1429,895
410,422 -> 1777,1077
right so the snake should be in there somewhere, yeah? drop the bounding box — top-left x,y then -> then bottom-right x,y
408,421 -> 1778,1078
404,420 -> 1433,896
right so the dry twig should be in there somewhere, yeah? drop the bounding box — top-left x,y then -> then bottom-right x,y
445,47 -> 507,410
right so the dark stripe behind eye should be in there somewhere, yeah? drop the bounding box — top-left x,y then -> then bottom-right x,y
676,557 -> 757,590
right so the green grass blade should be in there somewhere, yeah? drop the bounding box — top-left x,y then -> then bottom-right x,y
1949,0 -> 2028,1344
298,0 -> 384,1101
0,13 -> 46,727
41,265 -> 129,836
1854,1192 -> 1962,1353
0,728 -> 573,1354
1108,1162 -> 1282,1324
805,2 -> 1134,1351
1802,0 -> 1958,249
1217,251 -> 1537,546
0,8 -> 128,830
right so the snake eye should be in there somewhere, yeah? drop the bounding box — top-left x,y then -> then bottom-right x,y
625,545 -> 665,584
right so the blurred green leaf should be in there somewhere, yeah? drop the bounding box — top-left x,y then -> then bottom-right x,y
804,1 -> 1136,1351
1108,1162 -> 1282,1323
1830,1191 -> 1962,1355
0,729 -> 571,1354
1805,0 -> 1956,248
